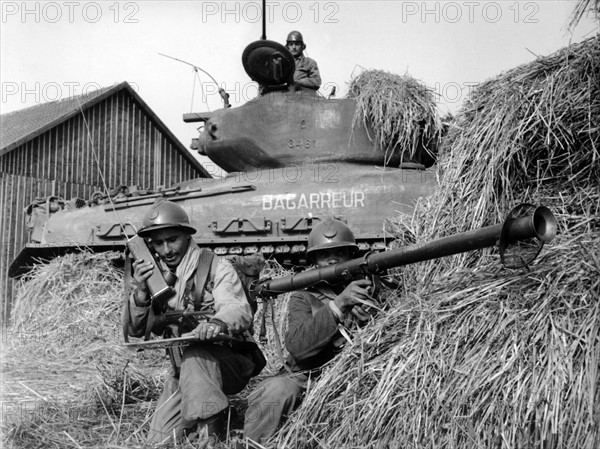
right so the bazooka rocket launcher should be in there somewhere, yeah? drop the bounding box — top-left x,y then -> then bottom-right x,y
253,203 -> 558,298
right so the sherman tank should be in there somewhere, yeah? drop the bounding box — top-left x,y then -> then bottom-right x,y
9,39 -> 438,278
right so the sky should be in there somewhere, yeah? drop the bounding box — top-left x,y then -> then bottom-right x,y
1,1 -> 598,175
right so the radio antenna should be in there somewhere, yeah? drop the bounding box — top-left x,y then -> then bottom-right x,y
262,0 -> 267,39
159,53 -> 230,108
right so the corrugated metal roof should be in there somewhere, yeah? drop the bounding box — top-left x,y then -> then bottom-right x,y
0,82 -> 209,177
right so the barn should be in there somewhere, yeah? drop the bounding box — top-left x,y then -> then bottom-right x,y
0,82 -> 210,319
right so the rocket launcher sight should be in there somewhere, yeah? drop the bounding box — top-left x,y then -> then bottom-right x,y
254,204 -> 557,298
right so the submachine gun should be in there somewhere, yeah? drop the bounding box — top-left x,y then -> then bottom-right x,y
253,204 -> 557,299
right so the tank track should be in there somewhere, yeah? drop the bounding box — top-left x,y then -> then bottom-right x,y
209,239 -> 389,266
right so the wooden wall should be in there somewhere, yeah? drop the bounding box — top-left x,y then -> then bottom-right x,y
0,89 -> 204,320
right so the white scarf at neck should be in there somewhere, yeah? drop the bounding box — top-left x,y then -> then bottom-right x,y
163,239 -> 201,310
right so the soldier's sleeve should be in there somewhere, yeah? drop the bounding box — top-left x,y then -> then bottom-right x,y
127,289 -> 150,337
210,258 -> 253,333
285,292 -> 339,360
308,59 -> 321,88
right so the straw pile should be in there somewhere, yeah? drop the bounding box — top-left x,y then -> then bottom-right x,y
1,252 -> 168,448
273,35 -> 600,448
347,69 -> 442,166
412,32 -> 600,281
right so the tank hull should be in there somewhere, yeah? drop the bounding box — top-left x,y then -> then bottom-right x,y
9,163 -> 436,276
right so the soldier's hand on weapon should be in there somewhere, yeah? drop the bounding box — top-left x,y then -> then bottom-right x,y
182,321 -> 223,341
333,278 -> 373,315
351,304 -> 373,324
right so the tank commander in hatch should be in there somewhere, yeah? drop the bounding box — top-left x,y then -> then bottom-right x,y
286,30 -> 321,90
242,217 -> 378,445
124,200 -> 263,444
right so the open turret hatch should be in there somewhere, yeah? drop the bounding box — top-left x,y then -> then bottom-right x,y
242,40 -> 295,91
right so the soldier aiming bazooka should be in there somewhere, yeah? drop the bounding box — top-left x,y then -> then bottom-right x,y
244,218 -> 376,443
240,204 -> 557,445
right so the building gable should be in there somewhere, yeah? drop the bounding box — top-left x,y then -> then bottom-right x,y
0,82 -> 209,177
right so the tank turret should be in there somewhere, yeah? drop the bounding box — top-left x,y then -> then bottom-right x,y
189,40 -> 435,171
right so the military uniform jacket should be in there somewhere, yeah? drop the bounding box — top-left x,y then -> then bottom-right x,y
127,256 -> 253,338
293,55 -> 321,90
284,288 -> 346,373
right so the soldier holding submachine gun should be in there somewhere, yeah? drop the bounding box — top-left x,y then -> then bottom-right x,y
123,200 -> 264,444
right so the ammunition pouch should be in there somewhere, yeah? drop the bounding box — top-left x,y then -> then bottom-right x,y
229,333 -> 267,377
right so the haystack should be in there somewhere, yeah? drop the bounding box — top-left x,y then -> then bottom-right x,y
274,35 -> 600,448
1,252 -> 169,447
347,69 -> 442,165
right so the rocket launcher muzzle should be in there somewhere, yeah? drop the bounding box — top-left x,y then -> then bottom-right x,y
254,204 -> 557,298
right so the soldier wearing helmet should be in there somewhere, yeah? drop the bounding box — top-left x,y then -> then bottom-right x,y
244,218 -> 376,444
285,30 -> 321,90
125,200 -> 259,444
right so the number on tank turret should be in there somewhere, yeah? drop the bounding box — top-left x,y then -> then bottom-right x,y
288,139 -> 316,150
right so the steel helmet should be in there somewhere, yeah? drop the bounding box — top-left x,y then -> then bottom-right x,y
306,217 -> 358,256
286,30 -> 305,49
138,200 -> 196,237
286,30 -> 304,44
